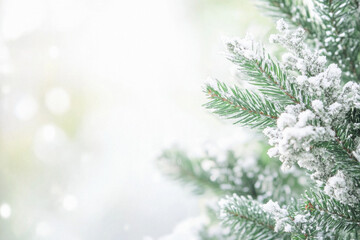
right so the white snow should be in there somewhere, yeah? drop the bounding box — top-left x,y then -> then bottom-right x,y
262,200 -> 291,232
324,171 -> 359,205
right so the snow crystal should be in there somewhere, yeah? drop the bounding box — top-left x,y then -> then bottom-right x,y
276,19 -> 288,32
296,76 -> 307,86
328,102 -> 342,116
277,113 -> 297,130
295,64 -> 342,99
297,152 -> 318,171
290,28 -> 305,45
294,214 -> 307,224
296,110 -> 315,128
296,60 -> 307,73
284,224 -> 292,232
324,171 -> 359,205
282,52 -> 299,70
269,34 -> 278,44
316,56 -> 327,66
262,200 -> 288,217
224,34 -> 259,61
270,20 -> 327,76
262,200 -> 290,232
325,64 -> 342,83
267,147 -> 279,158
264,96 -> 338,182
312,100 -> 324,113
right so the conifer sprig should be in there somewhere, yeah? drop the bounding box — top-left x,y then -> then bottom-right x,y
219,195 -> 291,240
158,148 -> 259,196
160,1 -> 360,239
158,149 -> 221,195
225,39 -> 303,106
260,0 -> 360,82
205,80 -> 280,129
304,190 -> 360,233
159,146 -> 306,204
317,141 -> 360,180
257,0 -> 320,38
314,0 -> 360,81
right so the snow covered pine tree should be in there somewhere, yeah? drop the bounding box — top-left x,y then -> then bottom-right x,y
159,1 -> 360,239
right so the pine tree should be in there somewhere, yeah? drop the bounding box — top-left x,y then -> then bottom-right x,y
159,1 -> 360,239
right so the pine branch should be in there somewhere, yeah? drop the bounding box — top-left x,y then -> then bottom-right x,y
314,0 -> 360,81
304,190 -> 360,233
204,81 -> 280,129
219,195 -> 291,240
158,149 -> 223,195
225,38 -> 302,106
333,108 -> 360,157
259,0 -> 360,81
316,126 -> 358,163
257,0 -> 320,38
333,127 -> 357,161
190,2 -> 360,238
315,135 -> 360,179
198,206 -> 241,240
158,149 -> 260,197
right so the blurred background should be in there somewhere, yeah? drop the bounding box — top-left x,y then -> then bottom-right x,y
0,0 -> 274,239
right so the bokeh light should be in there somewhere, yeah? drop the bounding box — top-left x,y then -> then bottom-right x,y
0,0 -> 272,239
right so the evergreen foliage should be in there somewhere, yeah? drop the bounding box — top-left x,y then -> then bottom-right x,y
159,0 -> 360,239
205,81 -> 280,129
219,195 -> 291,240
